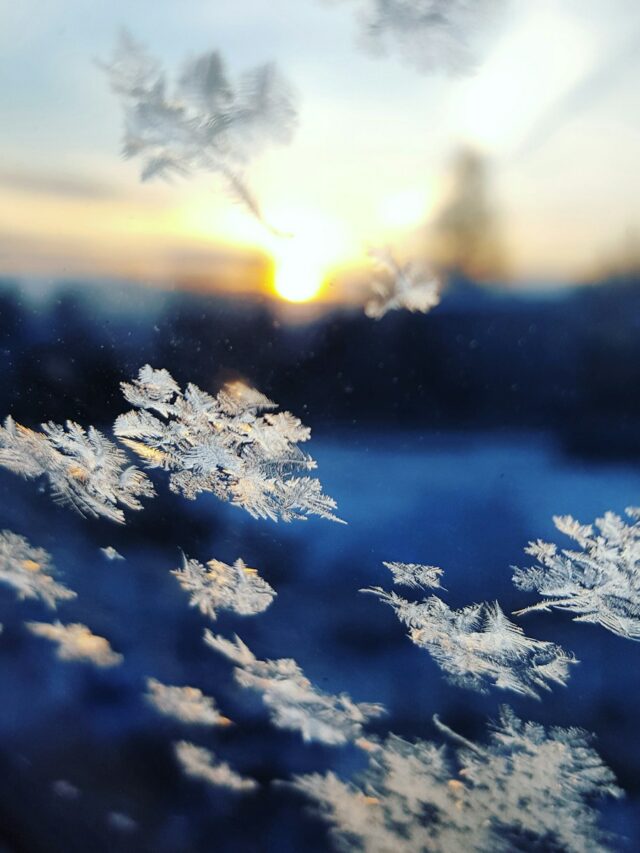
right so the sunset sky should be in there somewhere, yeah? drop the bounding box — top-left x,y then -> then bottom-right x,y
1,0 -> 640,302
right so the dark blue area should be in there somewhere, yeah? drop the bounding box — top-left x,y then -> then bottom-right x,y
0,278 -> 639,851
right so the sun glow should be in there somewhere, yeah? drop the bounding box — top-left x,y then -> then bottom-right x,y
265,206 -> 350,303
379,187 -> 432,230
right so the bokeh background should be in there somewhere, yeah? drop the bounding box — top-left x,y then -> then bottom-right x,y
1,0 -> 640,850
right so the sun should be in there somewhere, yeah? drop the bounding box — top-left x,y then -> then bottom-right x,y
274,250 -> 326,303
263,206 -> 349,304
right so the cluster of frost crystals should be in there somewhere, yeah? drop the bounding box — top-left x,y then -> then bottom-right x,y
26,621 -> 123,667
174,741 -> 257,792
382,560 -> 444,590
513,508 -> 640,640
329,0 -> 503,75
114,366 -> 343,523
145,677 -> 232,726
0,416 -> 155,524
0,530 -> 76,609
102,31 -> 297,235
290,706 -> 621,853
172,554 -> 276,620
364,249 -> 441,319
205,633 -> 385,745
364,564 -> 576,697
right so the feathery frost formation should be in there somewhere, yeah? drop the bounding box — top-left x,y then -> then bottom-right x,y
364,563 -> 576,697
290,706 -> 621,853
0,416 -> 155,524
145,677 -> 232,726
174,741 -> 257,792
513,507 -> 640,640
365,249 -> 441,319
330,0 -> 503,75
0,530 -> 76,609
114,365 -> 342,523
382,560 -> 444,590
102,31 -> 297,235
172,554 -> 276,620
26,621 -> 123,667
205,632 -> 385,745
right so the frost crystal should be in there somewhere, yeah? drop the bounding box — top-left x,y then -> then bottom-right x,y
0,530 -> 76,609
382,560 -> 444,590
364,249 -> 441,319
290,706 -> 621,853
101,546 -> 125,561
145,677 -> 232,726
0,416 -> 155,524
172,554 -> 276,620
364,566 -> 576,697
26,621 -> 123,667
205,633 -> 385,745
102,31 -> 297,235
174,741 -> 257,792
513,507 -> 640,640
330,0 -> 503,76
114,366 -> 343,523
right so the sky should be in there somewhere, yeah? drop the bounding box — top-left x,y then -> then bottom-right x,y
1,0 -> 639,302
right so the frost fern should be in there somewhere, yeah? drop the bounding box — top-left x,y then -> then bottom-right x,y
513,507 -> 640,640
114,366 -> 343,523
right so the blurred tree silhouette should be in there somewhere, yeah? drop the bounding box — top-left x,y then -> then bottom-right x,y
431,147 -> 508,282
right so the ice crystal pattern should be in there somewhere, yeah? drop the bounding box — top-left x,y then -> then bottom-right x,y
172,553 -> 276,620
364,564 -> 576,697
0,530 -> 76,609
175,741 -> 257,792
513,507 -> 640,640
26,621 -> 123,667
290,706 -> 621,853
205,632 -> 385,745
145,678 -> 232,726
330,0 -> 503,75
382,560 -> 444,590
365,249 -> 441,318
114,365 -> 342,523
0,416 -> 155,524
102,31 -> 297,235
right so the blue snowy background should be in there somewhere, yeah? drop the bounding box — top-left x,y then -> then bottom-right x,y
0,275 -> 639,851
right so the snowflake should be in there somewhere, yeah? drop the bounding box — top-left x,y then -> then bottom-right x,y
328,0 -> 504,75
513,507 -> 640,641
0,416 -> 155,524
102,30 -> 297,236
114,365 -> 343,523
0,530 -> 76,609
363,564 -> 576,697
172,554 -> 276,620
290,706 -> 621,853
174,741 -> 257,792
205,632 -> 385,745
26,621 -> 123,667
101,546 -> 125,561
145,677 -> 232,726
364,249 -> 441,319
